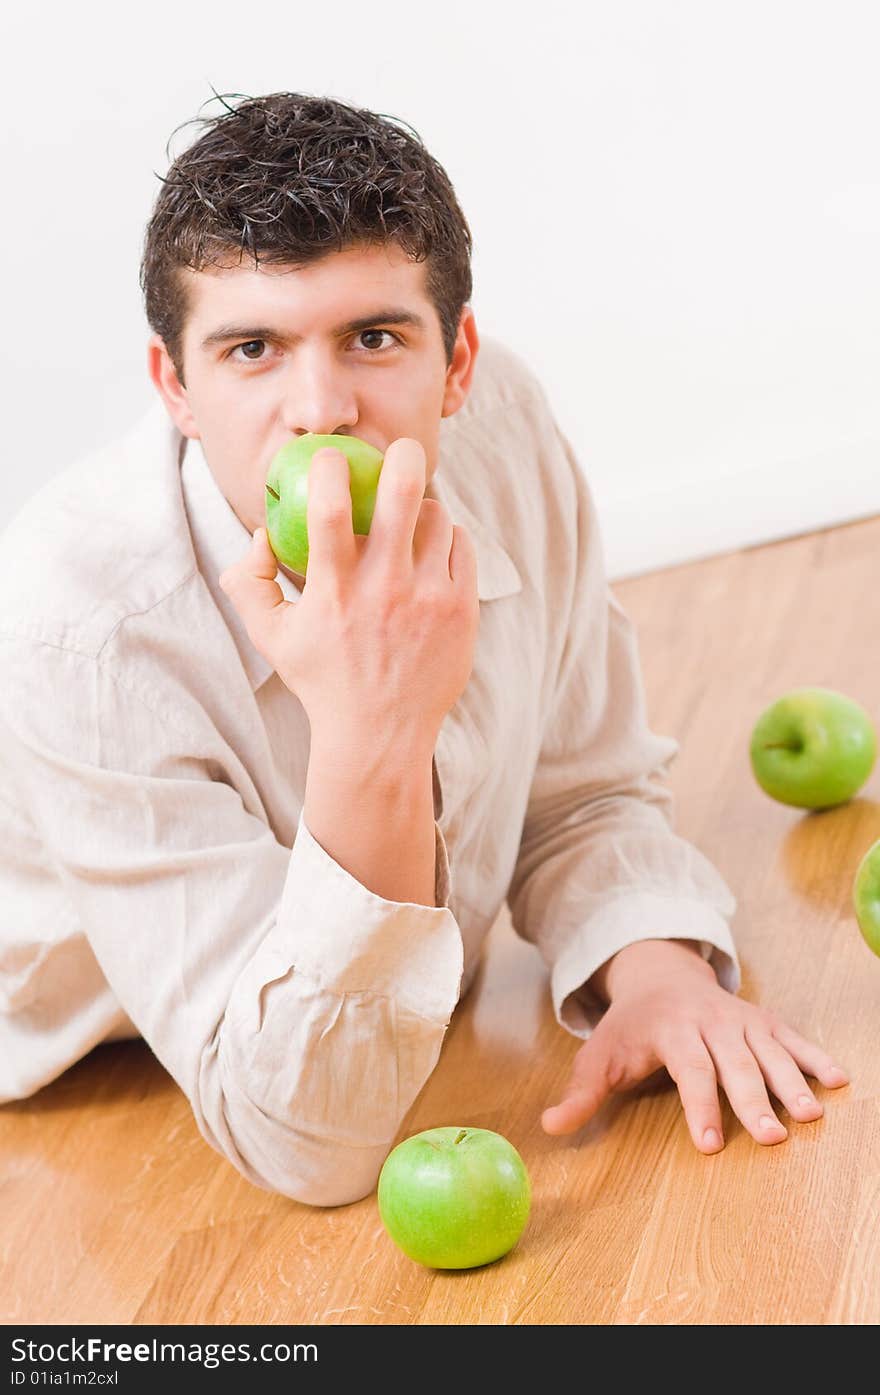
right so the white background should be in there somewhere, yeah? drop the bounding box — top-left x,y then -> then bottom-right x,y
4,0 -> 879,578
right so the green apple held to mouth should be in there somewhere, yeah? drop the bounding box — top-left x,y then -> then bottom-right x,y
749,686 -> 877,810
264,432 -> 384,575
377,1126 -> 531,1270
853,838 -> 880,955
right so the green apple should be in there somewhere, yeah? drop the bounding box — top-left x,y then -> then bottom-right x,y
377,1126 -> 531,1270
853,839 -> 880,955
749,687 -> 877,809
264,432 -> 384,575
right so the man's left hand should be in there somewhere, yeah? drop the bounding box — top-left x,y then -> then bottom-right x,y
541,938 -> 850,1152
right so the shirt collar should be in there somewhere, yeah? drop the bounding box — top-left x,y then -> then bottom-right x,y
180,434 -> 521,694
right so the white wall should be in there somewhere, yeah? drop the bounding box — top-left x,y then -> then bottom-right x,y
4,0 -> 879,579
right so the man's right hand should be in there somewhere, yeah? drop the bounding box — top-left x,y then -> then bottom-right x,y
218,439 -> 480,755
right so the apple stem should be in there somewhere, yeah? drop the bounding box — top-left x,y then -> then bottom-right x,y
761,742 -> 801,751
266,484 -> 280,501
453,1129 -> 468,1145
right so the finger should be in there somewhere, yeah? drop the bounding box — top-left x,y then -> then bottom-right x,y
448,523 -> 478,595
218,528 -> 292,640
743,1026 -> 825,1123
411,497 -> 454,573
305,447 -> 357,577
366,438 -> 427,569
541,1033 -> 614,1136
704,1024 -> 788,1146
664,1036 -> 726,1153
768,1020 -> 850,1091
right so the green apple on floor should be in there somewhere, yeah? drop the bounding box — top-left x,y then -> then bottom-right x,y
264,432 -> 384,575
749,687 -> 877,810
853,840 -> 880,956
377,1126 -> 531,1270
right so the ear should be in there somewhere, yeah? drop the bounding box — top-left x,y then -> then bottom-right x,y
147,334 -> 201,440
441,306 -> 480,419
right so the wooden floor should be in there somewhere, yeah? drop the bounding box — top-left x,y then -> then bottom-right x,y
3,514 -> 880,1326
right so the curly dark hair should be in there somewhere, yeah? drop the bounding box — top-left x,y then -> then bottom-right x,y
139,89 -> 474,387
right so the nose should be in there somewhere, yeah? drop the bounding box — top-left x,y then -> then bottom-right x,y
280,349 -> 359,438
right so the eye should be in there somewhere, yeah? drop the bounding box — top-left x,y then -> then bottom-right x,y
355,329 -> 399,352
230,340 -> 267,361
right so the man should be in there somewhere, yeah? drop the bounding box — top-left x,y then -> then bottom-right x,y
0,92 -> 848,1205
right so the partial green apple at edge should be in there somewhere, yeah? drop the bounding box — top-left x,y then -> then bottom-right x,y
853,838 -> 880,956
749,686 -> 877,810
265,432 -> 385,575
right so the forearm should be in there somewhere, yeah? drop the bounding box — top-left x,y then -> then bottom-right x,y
589,936 -> 714,1006
304,728 -> 437,907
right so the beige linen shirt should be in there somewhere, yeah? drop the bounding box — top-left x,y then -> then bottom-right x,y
0,335 -> 739,1205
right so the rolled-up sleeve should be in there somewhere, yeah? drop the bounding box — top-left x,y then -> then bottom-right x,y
506,422 -> 740,1037
0,637 -> 463,1206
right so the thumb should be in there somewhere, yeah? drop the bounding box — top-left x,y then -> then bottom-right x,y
218,527 -> 292,641
542,1034 -> 612,1136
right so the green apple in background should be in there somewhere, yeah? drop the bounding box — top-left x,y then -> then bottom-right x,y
377,1126 -> 531,1270
264,432 -> 384,575
853,839 -> 880,955
749,687 -> 876,810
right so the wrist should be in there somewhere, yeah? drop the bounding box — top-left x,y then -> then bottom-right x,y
591,937 -> 714,1006
307,722 -> 436,791
303,730 -> 437,907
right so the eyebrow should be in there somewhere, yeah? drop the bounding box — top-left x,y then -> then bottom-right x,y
200,308 -> 427,352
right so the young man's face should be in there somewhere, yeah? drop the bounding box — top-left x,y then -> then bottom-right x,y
149,241 -> 479,586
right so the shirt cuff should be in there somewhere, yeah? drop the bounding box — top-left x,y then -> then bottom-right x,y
276,810 -> 463,1022
551,892 -> 741,1037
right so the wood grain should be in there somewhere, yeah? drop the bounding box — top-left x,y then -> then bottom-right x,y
3,514 -> 879,1325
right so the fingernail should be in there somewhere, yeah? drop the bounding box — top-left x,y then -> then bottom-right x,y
826,1067 -> 849,1085
702,1127 -> 722,1150
798,1093 -> 821,1112
759,1114 -> 786,1134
